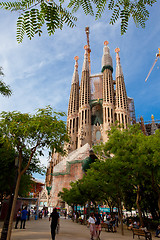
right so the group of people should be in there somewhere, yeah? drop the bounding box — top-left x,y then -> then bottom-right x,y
88,212 -> 101,240
128,219 -> 160,238
15,207 -> 160,240
88,211 -> 117,240
15,207 -> 28,229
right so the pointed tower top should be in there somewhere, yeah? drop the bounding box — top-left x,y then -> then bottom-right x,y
72,56 -> 79,84
140,116 -> 144,122
74,56 -> 79,69
104,41 -> 109,46
101,41 -> 113,73
115,47 -> 123,78
140,116 -> 147,135
84,45 -> 89,50
151,114 -> 158,134
115,47 -> 120,54
82,45 -> 89,72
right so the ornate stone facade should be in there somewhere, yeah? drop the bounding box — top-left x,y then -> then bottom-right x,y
67,40 -> 135,151
42,28 -> 136,208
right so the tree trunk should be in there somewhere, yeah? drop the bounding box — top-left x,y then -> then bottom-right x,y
151,170 -> 160,212
1,162 -> 18,240
76,204 -> 78,223
88,201 -> 91,218
7,173 -> 22,240
136,185 -> 143,226
6,143 -> 36,240
84,205 -> 86,224
118,198 -> 124,235
72,204 -> 75,221
158,192 -> 160,212
1,195 -> 14,240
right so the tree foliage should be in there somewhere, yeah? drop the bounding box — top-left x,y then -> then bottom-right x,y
0,0 -> 157,42
60,124 -> 160,225
0,135 -> 45,200
94,124 -> 160,221
0,105 -> 69,157
0,0 -> 77,43
0,67 -> 12,97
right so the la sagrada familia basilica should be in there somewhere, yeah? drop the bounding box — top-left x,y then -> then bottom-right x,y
39,27 -> 136,210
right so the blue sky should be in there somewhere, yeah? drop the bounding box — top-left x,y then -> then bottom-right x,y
0,2 -> 160,180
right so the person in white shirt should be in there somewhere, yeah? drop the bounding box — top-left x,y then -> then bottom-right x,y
88,213 -> 96,240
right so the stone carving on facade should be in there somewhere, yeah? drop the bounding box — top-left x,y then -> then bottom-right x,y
92,124 -> 103,145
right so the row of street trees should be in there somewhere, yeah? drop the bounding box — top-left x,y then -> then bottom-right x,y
0,106 -> 69,240
59,124 -> 160,235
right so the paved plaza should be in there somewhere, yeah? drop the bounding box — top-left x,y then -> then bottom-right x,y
0,218 -> 157,240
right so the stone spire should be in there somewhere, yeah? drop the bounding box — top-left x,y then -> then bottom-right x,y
115,47 -> 129,127
151,114 -> 158,135
82,45 -> 89,72
140,116 -> 147,135
67,56 -> 80,152
78,45 -> 91,147
80,45 -> 90,107
102,41 -> 115,142
68,56 -> 79,116
115,47 -> 123,78
72,56 -> 79,84
102,41 -> 113,73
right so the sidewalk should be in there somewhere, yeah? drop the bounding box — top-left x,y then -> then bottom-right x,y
0,218 -> 157,240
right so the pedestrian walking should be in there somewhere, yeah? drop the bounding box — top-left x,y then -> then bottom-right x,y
20,206 -> 28,229
64,210 -> 67,219
88,213 -> 96,240
110,215 -> 117,232
15,208 -> 21,229
95,210 -> 102,240
49,208 -> 60,240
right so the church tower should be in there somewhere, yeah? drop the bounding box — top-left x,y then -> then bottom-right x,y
78,45 -> 92,147
66,28 -> 135,150
115,48 -> 130,128
67,56 -> 79,152
43,28 -> 136,208
101,41 -> 115,142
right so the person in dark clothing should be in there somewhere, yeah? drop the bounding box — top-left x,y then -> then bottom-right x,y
20,207 -> 28,229
94,211 -> 102,240
49,208 -> 60,240
155,225 -> 160,237
15,208 -> 21,229
110,215 -> 117,232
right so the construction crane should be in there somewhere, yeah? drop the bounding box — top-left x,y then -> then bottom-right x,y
85,26 -> 91,74
145,48 -> 160,82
